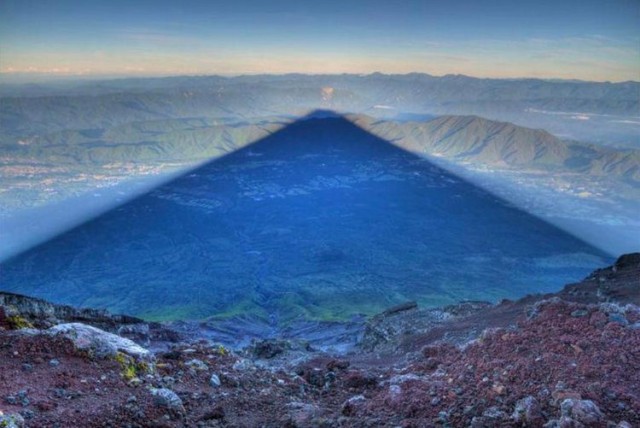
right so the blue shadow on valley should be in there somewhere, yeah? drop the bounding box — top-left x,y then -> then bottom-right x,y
0,110 -> 611,327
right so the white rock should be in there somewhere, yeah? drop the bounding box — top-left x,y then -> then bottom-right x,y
0,412 -> 25,428
389,384 -> 402,401
210,373 -> 221,387
48,323 -> 149,359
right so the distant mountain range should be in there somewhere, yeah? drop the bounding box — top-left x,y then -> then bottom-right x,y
4,111 -> 638,185
1,73 -> 638,146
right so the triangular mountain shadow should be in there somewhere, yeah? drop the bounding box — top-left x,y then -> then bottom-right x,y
0,110 -> 610,324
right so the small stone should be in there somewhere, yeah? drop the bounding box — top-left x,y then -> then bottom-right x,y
552,390 -> 582,405
219,373 -> 240,388
17,391 -> 29,407
570,344 -> 583,354
492,383 -> 506,395
150,388 -> 185,413
482,406 -> 507,420
463,405 -> 476,416
200,406 -> 225,421
307,369 -> 325,387
608,313 -> 628,325
422,345 -> 439,358
232,359 -> 253,372
48,359 -> 60,367
344,371 -> 377,389
326,359 -> 350,371
128,378 -> 143,387
341,395 -> 365,416
512,396 -> 543,425
162,376 -> 176,386
430,397 -> 441,406
185,359 -> 208,371
286,402 -> 319,425
557,416 -> 579,427
323,371 -> 337,390
21,363 -> 33,373
424,357 -> 441,370
18,410 -> 34,420
570,309 -> 588,317
34,400 -> 55,412
209,374 -> 221,388
470,416 -> 490,428
250,339 -> 288,359
561,399 -> 604,425
388,385 -> 401,400
589,312 -> 608,328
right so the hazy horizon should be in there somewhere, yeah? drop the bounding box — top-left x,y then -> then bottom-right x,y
1,0 -> 639,83
2,70 -> 639,86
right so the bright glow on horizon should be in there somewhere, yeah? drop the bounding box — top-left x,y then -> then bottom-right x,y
1,0 -> 639,83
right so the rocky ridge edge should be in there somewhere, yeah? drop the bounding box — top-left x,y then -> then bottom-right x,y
0,253 -> 638,427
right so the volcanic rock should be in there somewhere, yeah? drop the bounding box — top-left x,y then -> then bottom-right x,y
48,323 -> 150,359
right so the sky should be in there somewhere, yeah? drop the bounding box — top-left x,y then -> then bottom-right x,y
1,0 -> 639,82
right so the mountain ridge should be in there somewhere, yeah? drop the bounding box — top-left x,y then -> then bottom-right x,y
2,73 -> 638,147
355,114 -> 640,182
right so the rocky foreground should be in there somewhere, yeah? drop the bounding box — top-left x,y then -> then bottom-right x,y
0,254 -> 639,427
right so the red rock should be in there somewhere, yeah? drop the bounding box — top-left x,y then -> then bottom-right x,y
344,371 -> 378,389
35,400 -> 57,411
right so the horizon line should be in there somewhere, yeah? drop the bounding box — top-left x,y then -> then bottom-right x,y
1,71 -> 638,86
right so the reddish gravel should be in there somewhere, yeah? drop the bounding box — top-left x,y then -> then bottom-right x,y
1,299 -> 638,427
1,253 -> 639,427
356,300 -> 640,427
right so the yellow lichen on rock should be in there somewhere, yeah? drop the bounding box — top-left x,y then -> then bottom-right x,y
7,315 -> 33,330
114,351 -> 153,383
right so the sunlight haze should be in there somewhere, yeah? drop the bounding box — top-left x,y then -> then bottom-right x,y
1,0 -> 639,82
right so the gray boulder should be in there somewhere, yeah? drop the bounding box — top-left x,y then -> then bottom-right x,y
48,323 -> 150,359
150,388 -> 185,413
